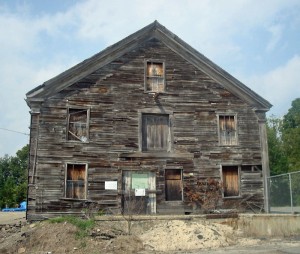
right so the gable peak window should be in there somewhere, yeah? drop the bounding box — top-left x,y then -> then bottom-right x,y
145,60 -> 165,92
67,108 -> 89,142
218,114 -> 237,145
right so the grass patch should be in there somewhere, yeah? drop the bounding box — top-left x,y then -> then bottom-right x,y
48,216 -> 95,239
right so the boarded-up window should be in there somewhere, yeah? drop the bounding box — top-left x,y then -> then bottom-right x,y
219,115 -> 237,145
165,169 -> 182,201
145,61 -> 165,92
67,108 -> 89,142
222,166 -> 239,197
66,164 -> 86,199
142,114 -> 170,151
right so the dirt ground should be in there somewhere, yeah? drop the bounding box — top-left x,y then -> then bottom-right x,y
1,212 -> 300,254
0,212 -> 26,224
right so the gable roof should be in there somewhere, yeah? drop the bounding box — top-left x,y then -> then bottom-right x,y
26,20 -> 272,111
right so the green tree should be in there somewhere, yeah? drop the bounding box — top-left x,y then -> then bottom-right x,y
267,116 -> 288,175
0,145 -> 29,208
282,98 -> 300,171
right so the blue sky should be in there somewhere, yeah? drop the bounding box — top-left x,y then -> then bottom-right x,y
1,0 -> 300,156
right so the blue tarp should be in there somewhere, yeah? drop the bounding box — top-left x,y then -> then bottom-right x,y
2,201 -> 26,212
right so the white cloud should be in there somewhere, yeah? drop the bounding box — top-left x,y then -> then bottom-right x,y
0,4 -> 80,156
1,0 -> 300,156
266,24 -> 284,52
246,55 -> 300,116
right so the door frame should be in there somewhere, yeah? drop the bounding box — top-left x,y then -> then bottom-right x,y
122,170 -> 156,214
165,168 -> 183,201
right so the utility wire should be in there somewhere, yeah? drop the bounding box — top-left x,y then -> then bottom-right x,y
0,127 -> 29,136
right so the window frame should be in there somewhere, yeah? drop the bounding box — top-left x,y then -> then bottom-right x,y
139,110 -> 173,152
217,113 -> 238,146
144,59 -> 166,93
65,163 -> 88,200
221,165 -> 241,198
67,107 -> 90,142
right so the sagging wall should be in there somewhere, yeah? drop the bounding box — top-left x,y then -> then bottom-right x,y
27,39 -> 265,220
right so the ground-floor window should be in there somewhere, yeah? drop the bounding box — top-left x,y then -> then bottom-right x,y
65,163 -> 87,199
222,166 -> 239,197
165,169 -> 183,201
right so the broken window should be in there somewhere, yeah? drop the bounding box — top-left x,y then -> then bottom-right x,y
222,166 -> 239,197
145,61 -> 165,92
218,115 -> 237,145
66,164 -> 87,199
67,108 -> 89,142
142,114 -> 170,151
165,169 -> 183,201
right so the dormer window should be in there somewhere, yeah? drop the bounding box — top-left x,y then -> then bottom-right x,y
145,60 -> 165,92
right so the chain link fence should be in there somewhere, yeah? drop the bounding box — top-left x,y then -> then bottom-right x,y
268,171 -> 300,213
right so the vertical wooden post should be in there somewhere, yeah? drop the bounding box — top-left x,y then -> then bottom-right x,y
26,105 -> 41,220
258,112 -> 270,213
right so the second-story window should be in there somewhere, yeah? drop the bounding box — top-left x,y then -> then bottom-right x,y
145,60 -> 165,92
67,108 -> 89,142
218,115 -> 237,145
142,113 -> 170,151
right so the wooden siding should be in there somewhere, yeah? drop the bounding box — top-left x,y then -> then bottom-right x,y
27,38 -> 265,219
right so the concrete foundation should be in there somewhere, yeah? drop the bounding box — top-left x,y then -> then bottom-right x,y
95,213 -> 300,238
237,214 -> 300,237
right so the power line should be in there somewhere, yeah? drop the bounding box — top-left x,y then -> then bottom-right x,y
0,127 -> 29,136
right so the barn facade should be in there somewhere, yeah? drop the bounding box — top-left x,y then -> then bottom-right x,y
26,21 -> 272,220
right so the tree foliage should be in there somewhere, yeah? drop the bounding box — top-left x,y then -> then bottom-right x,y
266,116 -> 289,175
0,145 -> 29,208
267,98 -> 300,175
282,98 -> 300,171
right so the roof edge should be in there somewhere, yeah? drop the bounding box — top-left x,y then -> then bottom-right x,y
26,20 -> 272,111
26,21 -> 160,98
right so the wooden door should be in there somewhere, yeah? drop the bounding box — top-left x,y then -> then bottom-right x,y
222,166 -> 239,197
165,169 -> 182,201
122,171 -> 156,214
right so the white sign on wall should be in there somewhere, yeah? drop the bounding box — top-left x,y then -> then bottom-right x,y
135,188 -> 146,196
105,181 -> 118,190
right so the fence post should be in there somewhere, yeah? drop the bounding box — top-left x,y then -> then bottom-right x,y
289,173 -> 293,213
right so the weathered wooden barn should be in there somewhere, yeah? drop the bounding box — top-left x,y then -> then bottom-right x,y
26,21 -> 272,220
